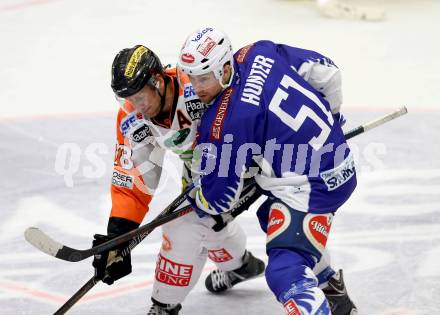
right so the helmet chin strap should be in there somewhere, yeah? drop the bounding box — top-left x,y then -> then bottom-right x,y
218,77 -> 228,89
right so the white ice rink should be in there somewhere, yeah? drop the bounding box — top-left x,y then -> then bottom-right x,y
1,0 -> 439,314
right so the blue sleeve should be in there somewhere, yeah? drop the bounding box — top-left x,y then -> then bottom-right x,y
272,42 -> 338,71
236,40 -> 337,72
194,90 -> 264,214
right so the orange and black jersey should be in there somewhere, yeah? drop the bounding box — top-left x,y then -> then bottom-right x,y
109,68 -> 207,225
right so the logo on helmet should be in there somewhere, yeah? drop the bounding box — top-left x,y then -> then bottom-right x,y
191,27 -> 213,42
198,37 -> 217,57
181,53 -> 195,64
124,46 -> 149,79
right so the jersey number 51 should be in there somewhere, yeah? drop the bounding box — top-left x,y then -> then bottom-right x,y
268,74 -> 334,150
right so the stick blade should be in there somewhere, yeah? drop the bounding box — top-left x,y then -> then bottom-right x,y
397,106 -> 408,115
389,106 -> 408,119
25,227 -> 90,262
363,106 -> 408,132
24,227 -> 63,257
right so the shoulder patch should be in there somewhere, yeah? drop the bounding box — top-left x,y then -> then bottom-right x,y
120,112 -> 143,136
235,43 -> 255,64
211,87 -> 234,140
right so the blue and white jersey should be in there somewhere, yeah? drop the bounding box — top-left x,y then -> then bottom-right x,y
194,41 -> 357,215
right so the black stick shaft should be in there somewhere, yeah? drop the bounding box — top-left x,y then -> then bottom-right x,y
52,202 -> 193,313
53,276 -> 98,315
344,126 -> 365,140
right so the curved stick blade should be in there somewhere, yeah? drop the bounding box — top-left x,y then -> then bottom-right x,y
24,227 -> 63,257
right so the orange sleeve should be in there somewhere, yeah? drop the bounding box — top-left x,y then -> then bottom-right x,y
110,108 -> 152,224
168,67 -> 190,97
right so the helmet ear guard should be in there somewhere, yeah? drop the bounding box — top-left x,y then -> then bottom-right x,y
217,61 -> 233,89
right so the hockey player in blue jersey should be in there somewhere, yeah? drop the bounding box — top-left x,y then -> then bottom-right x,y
177,27 -> 358,315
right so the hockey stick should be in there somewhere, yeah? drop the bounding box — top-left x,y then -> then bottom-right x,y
40,106 -> 408,314
51,208 -> 190,315
25,106 -> 408,263
52,182 -> 259,314
52,192 -> 193,314
25,188 -> 193,262
53,276 -> 98,315
344,106 -> 407,140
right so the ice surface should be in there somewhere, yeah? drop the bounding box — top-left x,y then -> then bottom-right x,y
1,0 -> 439,314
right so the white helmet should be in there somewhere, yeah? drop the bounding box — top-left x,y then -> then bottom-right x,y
177,27 -> 234,88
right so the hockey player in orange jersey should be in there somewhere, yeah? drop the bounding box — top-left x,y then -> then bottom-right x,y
91,45 -> 266,315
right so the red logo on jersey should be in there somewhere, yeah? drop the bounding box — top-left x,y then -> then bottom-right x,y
181,53 -> 195,64
155,255 -> 193,287
266,203 -> 291,243
236,44 -> 255,64
308,215 -> 331,247
211,87 -> 233,140
208,248 -> 233,263
303,213 -> 333,251
198,36 -> 216,56
284,299 -> 301,315
267,209 -> 285,236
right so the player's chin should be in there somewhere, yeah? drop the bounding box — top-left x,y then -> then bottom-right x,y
142,106 -> 160,118
199,95 -> 213,104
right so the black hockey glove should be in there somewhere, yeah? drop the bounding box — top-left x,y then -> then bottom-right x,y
92,217 -> 139,285
211,181 -> 262,232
